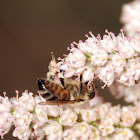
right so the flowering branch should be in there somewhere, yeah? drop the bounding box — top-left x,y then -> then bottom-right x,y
0,91 -> 140,140
1,0 -> 140,139
57,30 -> 140,87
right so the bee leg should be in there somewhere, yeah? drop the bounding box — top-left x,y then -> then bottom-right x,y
88,91 -> 95,99
58,70 -> 66,89
60,77 -> 65,89
80,73 -> 83,92
84,81 -> 89,86
80,69 -> 88,91
88,80 -> 96,99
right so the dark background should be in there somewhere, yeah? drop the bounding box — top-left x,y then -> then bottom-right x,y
0,0 -> 132,139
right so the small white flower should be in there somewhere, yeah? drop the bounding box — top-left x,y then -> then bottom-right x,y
59,108 -> 77,126
80,108 -> 97,122
117,36 -> 136,59
32,128 -> 45,140
78,40 -> 94,54
106,105 -> 121,125
97,64 -> 114,87
89,125 -> 100,140
82,67 -> 95,82
97,103 -> 111,120
130,32 -> 140,53
68,48 -> 86,68
11,91 -> 35,112
42,120 -> 62,140
118,71 -> 135,86
121,1 -> 140,36
91,49 -> 108,66
0,112 -> 14,139
14,108 -> 32,127
63,129 -> 77,140
0,95 -> 14,139
112,128 -> 134,140
35,105 -> 48,124
0,96 -> 13,113
98,118 -> 114,136
118,58 -> 140,86
124,85 -> 140,103
59,62 -> 75,78
109,53 -> 126,74
85,35 -> 99,51
13,125 -> 31,140
73,122 -> 91,139
100,32 -> 117,53
72,102 -> 90,114
18,92 -> 35,112
34,95 -> 44,105
46,105 -> 62,117
120,106 -> 137,127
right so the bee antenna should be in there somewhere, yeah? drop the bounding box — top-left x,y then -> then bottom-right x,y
60,77 -> 65,88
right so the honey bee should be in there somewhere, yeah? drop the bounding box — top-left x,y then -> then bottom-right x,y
37,53 -> 96,105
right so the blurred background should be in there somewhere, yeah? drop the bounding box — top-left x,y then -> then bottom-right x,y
0,0 -> 133,139
0,0 -> 130,97
0,0 -> 132,101
0,0 -> 132,97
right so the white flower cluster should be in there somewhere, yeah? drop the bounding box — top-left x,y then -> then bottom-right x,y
121,0 -> 140,36
0,92 -> 14,139
109,82 -> 140,104
0,91 -> 140,140
57,30 -> 140,87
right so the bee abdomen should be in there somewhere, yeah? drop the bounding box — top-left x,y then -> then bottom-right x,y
37,78 -> 70,101
59,90 -> 70,100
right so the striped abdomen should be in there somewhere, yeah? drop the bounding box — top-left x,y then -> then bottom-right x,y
37,78 -> 70,101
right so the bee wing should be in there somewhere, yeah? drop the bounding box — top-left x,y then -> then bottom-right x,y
38,100 -> 79,105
